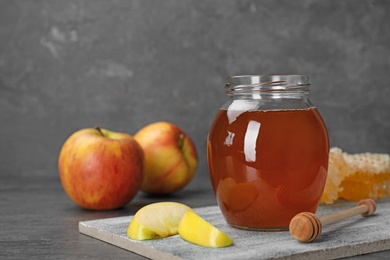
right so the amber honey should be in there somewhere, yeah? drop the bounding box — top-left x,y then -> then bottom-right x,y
207,108 -> 329,230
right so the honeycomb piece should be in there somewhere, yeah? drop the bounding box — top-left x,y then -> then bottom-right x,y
339,152 -> 390,201
343,152 -> 390,175
320,147 -> 352,204
321,148 -> 390,204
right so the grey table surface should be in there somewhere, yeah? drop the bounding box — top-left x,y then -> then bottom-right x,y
1,173 -> 390,260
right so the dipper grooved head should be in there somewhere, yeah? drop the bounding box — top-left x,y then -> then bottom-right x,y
289,212 -> 322,243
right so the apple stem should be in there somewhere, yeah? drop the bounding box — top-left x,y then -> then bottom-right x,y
178,133 -> 185,150
95,126 -> 104,136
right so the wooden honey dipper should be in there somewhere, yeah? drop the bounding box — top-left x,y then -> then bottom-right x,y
289,199 -> 377,243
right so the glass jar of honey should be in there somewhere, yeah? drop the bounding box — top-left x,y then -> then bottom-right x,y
207,75 -> 329,231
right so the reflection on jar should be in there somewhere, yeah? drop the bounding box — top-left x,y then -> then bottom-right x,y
217,177 -> 258,212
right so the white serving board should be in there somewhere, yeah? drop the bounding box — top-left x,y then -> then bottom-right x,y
79,199 -> 390,259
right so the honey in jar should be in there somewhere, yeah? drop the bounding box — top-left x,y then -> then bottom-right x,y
207,75 -> 329,231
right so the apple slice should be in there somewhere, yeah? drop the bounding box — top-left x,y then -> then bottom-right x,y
127,202 -> 190,240
178,210 -> 233,248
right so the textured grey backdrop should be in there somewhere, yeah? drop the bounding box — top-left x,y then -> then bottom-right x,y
1,0 -> 389,192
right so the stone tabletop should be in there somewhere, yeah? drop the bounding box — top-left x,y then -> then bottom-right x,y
1,173 -> 390,260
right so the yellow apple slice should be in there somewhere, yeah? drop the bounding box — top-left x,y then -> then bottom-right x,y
178,210 -> 233,248
127,202 -> 190,240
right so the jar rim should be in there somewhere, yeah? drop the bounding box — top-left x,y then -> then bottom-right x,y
225,74 -> 310,95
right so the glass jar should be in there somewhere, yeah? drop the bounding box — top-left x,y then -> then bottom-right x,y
207,75 -> 329,231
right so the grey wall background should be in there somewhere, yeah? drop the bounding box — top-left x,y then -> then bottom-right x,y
1,0 -> 389,191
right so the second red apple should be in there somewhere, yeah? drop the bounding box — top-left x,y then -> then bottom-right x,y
134,121 -> 198,194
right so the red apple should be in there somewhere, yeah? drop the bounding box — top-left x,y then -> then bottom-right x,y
58,127 -> 144,210
134,122 -> 198,194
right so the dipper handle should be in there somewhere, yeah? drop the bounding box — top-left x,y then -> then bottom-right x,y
289,199 -> 377,243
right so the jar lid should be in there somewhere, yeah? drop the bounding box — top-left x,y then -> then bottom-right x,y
225,74 -> 310,95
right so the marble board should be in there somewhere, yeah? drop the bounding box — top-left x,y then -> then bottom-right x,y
79,199 -> 390,259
